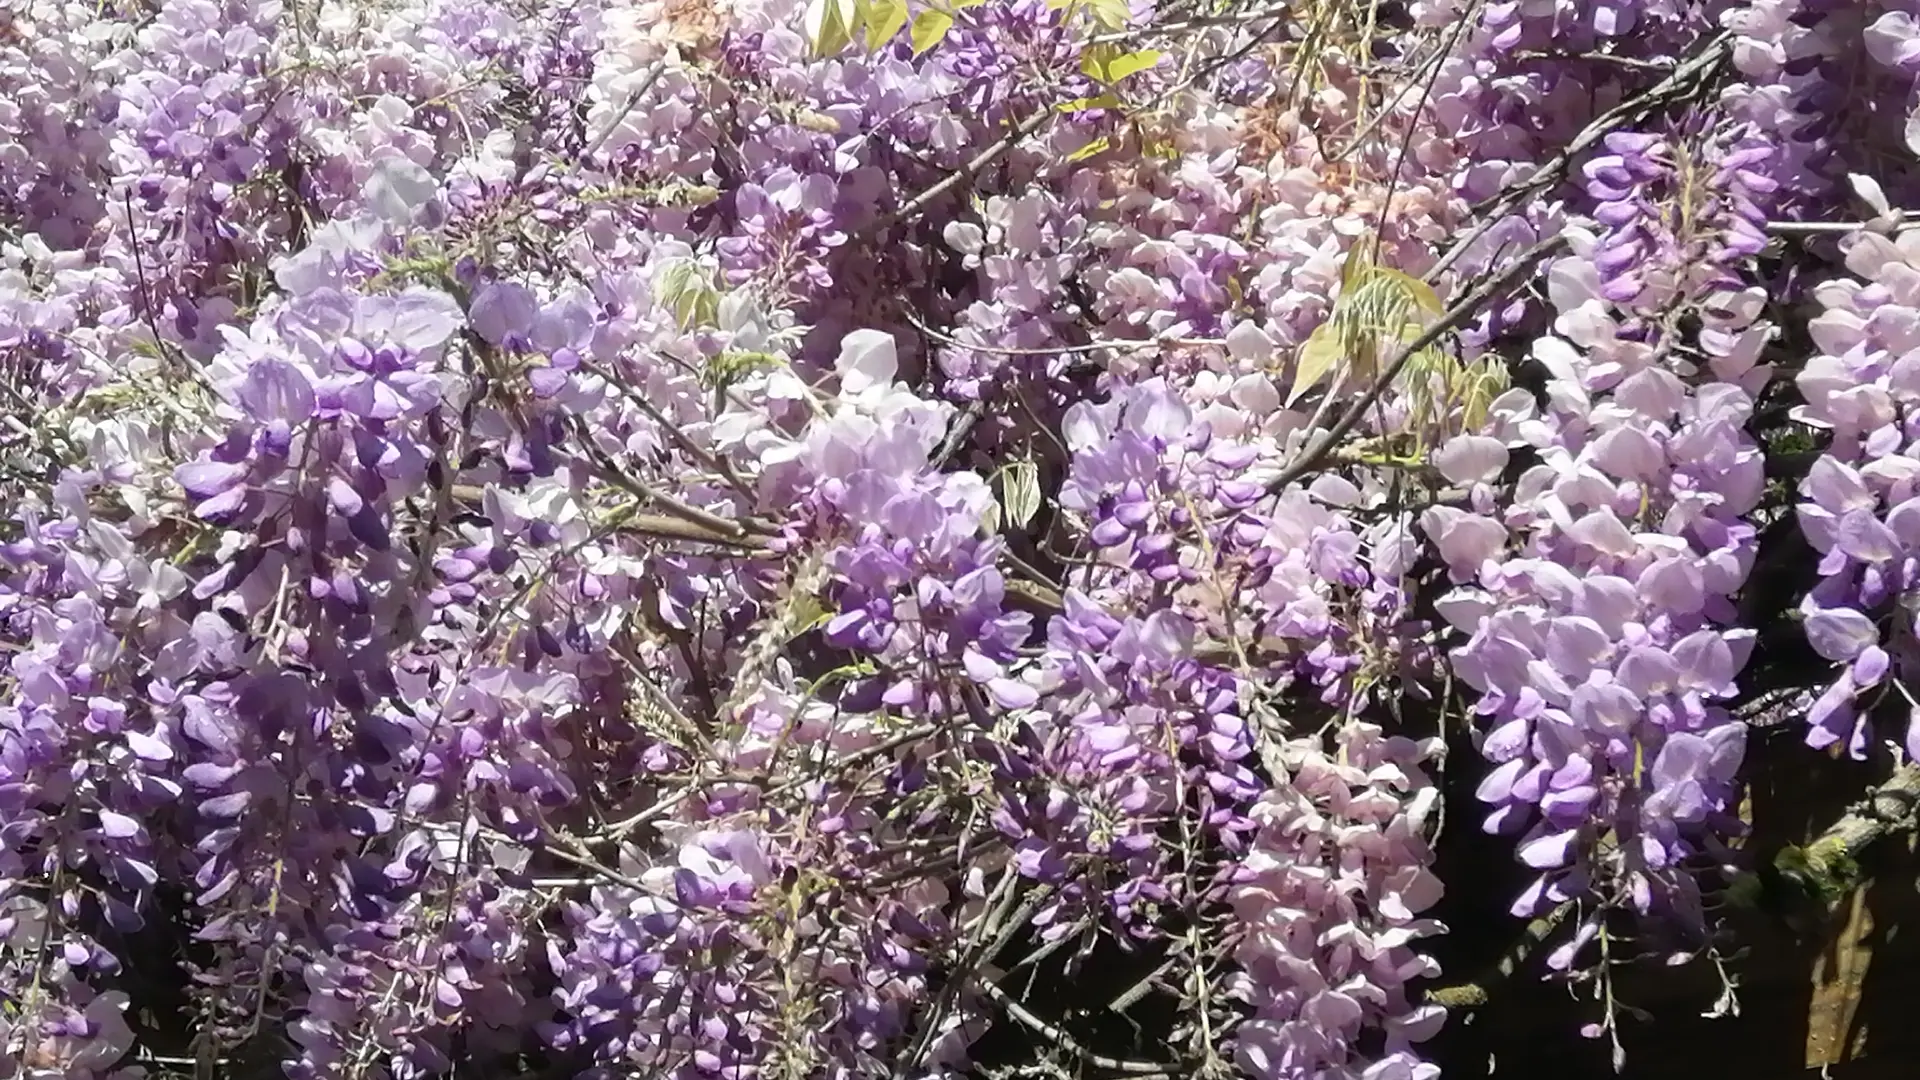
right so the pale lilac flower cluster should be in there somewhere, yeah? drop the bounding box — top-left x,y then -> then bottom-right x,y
1793,228 -> 1920,759
1228,723 -> 1446,1080
1432,211 -> 1767,937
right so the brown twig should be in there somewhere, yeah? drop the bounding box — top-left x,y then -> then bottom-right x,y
970,976 -> 1177,1077
579,59 -> 670,162
576,356 -> 759,504
903,309 -> 1219,359
567,418 -> 764,539
879,108 -> 1055,232
1084,3 -> 1288,46
445,483 -> 769,550
1767,214 -> 1920,237
1507,49 -> 1679,71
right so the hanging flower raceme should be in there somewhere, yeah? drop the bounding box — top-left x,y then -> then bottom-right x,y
1228,722 -> 1446,1080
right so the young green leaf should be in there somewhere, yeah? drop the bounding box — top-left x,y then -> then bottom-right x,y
865,0 -> 908,50
1056,93 -> 1123,114
1370,265 -> 1446,316
803,0 -> 860,56
1001,460 -> 1041,530
1287,324 -> 1344,408
1080,43 -> 1116,81
981,491 -> 1002,536
1457,356 -> 1507,431
1084,0 -> 1129,29
910,9 -> 953,55
1064,135 -> 1111,162
658,260 -> 720,330
1103,48 -> 1161,82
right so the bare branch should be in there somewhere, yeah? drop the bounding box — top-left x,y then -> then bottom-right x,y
880,109 -> 1055,232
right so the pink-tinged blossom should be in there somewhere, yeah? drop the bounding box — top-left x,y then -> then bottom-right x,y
1228,724 -> 1446,1080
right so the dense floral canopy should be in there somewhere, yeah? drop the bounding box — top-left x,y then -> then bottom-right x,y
3,0 -> 1918,1076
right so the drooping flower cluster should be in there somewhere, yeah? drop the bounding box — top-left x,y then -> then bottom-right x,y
1792,227 -> 1920,761
1229,723 -> 1446,1080
1429,124 -> 1775,952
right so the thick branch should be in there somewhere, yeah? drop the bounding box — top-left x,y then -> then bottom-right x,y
1777,762 -> 1920,904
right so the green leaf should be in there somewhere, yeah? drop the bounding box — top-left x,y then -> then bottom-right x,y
1084,0 -> 1129,29
1371,265 -> 1446,316
1056,93 -> 1121,113
1064,135 -> 1111,162
865,0 -> 908,49
703,349 -> 783,389
1458,355 -> 1508,430
1080,43 -> 1116,81
806,0 -> 857,56
658,259 -> 720,330
1339,246 -> 1373,292
1103,48 -> 1161,82
910,9 -> 953,54
981,493 -> 1002,536
1287,324 -> 1344,408
1001,460 -> 1041,530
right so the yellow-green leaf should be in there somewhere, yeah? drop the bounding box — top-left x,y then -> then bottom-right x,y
865,0 -> 908,49
1001,460 -> 1041,529
1458,358 -> 1505,431
1080,43 -> 1116,81
1056,93 -> 1122,113
1339,246 -> 1373,292
807,0 -> 855,56
981,493 -> 1002,536
1287,325 -> 1344,407
1085,0 -> 1129,29
1371,265 -> 1446,316
910,9 -> 953,55
1064,135 -> 1111,162
658,260 -> 720,330
1104,48 -> 1160,82
791,110 -> 842,134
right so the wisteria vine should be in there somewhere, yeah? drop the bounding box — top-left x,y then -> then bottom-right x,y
4,0 -> 1920,1077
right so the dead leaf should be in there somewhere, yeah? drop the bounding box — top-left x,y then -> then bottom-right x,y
1806,879 -> 1874,1068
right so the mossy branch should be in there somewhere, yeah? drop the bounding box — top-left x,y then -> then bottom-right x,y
1772,762 -> 1920,915
1424,902 -> 1575,1012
